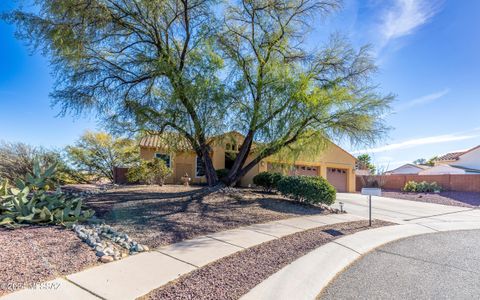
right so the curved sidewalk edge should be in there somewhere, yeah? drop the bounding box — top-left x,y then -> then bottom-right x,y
241,221 -> 480,300
0,213 -> 365,300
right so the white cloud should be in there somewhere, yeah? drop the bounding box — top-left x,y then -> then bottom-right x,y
396,88 -> 449,111
353,133 -> 479,154
376,0 -> 442,53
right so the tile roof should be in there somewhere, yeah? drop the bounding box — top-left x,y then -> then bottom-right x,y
138,131 -> 245,151
139,133 -> 192,151
436,151 -> 466,161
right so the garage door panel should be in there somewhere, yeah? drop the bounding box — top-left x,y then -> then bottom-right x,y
327,168 -> 347,192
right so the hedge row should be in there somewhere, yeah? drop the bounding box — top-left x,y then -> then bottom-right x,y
253,171 -> 336,206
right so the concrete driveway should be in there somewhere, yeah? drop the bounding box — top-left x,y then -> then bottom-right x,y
333,193 -> 480,224
320,229 -> 480,300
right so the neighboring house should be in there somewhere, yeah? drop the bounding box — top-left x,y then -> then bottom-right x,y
139,131 -> 357,192
418,164 -> 480,175
386,164 -> 430,175
434,145 -> 480,170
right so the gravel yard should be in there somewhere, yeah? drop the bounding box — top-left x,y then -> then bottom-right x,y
382,190 -> 480,208
84,185 -> 331,248
0,226 -> 99,296
141,220 -> 392,300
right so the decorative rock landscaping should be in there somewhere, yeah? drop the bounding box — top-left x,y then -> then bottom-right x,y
73,223 -> 150,263
63,185 -> 150,263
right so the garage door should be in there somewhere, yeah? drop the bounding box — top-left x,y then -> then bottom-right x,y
327,168 -> 347,192
267,163 -> 319,177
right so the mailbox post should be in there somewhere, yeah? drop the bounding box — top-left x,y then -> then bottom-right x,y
361,188 -> 382,226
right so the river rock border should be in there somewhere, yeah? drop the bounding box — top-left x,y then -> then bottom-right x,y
73,223 -> 149,263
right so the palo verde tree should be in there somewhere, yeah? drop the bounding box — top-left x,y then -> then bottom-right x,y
6,0 -> 392,187
66,131 -> 139,182
218,0 -> 392,184
5,0 -> 226,186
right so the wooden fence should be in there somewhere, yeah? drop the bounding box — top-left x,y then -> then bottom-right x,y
356,174 -> 480,192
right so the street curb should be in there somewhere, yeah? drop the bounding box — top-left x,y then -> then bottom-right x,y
241,222 -> 480,300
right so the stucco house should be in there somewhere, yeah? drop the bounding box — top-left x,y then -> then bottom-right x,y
418,164 -> 480,175
139,131 -> 357,192
434,145 -> 480,171
386,163 -> 430,175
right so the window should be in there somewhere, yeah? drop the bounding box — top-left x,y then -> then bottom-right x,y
195,156 -> 205,177
155,153 -> 171,168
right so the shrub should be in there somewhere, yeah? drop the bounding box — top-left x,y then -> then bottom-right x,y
403,181 -> 442,193
403,181 -> 417,192
215,169 -> 230,183
0,142 -> 86,186
277,176 -> 336,206
128,158 -> 172,185
253,172 -> 284,192
0,161 -> 95,228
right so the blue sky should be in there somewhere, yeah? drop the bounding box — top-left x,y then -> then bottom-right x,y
1,0 -> 480,169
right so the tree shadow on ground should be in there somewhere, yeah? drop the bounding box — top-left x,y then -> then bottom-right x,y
84,187 -> 327,248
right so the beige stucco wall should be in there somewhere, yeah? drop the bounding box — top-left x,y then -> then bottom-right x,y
140,134 -> 357,192
257,141 -> 357,192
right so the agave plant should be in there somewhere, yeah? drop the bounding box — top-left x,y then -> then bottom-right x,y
0,161 -> 94,228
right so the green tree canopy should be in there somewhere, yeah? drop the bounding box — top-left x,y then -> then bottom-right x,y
218,1 -> 392,183
6,0 -> 392,186
66,131 -> 138,181
357,154 -> 376,174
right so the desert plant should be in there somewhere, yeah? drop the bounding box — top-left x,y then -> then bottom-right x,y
0,142 -> 83,185
0,161 -> 95,228
277,176 -> 336,206
403,181 -> 418,192
403,181 -> 442,193
253,172 -> 284,192
127,158 -> 172,186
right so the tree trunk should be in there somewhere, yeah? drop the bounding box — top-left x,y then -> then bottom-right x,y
225,131 -> 254,185
226,133 -> 304,186
227,154 -> 262,186
200,146 -> 218,186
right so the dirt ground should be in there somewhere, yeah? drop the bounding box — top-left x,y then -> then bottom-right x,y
0,226 -> 99,296
83,185 -> 331,248
382,190 -> 480,207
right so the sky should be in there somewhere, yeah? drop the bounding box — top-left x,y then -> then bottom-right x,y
1,0 -> 480,169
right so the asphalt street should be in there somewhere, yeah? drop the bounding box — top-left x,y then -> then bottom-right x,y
320,230 -> 480,300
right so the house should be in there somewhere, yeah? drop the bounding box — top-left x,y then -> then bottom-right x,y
139,131 -> 357,192
418,164 -> 480,175
386,163 -> 431,175
434,145 -> 480,170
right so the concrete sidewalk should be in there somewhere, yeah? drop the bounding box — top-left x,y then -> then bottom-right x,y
241,221 -> 480,300
1,213 -> 365,300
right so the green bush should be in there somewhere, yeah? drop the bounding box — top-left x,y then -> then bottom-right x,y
403,181 -> 442,193
215,169 -> 230,183
127,158 -> 172,186
253,172 -> 284,192
277,176 -> 336,205
0,161 -> 95,228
